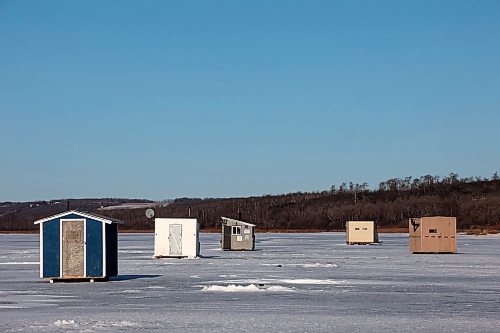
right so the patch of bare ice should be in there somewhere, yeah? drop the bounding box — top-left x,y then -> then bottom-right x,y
261,263 -> 337,268
280,278 -> 344,285
219,278 -> 347,285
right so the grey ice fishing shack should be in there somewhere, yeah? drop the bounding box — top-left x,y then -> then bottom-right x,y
221,217 -> 256,251
34,210 -> 123,282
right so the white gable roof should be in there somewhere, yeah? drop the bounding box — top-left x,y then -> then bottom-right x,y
34,210 -> 124,225
221,217 -> 256,227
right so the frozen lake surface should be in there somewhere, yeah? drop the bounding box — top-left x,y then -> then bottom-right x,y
0,233 -> 499,332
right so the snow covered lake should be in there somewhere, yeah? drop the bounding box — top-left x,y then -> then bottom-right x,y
0,233 -> 499,332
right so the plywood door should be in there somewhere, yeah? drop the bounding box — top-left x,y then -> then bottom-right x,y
62,220 -> 85,277
169,224 -> 182,256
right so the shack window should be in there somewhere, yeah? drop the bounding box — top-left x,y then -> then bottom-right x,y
232,226 -> 241,235
429,229 -> 438,233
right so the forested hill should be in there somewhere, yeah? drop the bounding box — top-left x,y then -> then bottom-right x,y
1,174 -> 500,231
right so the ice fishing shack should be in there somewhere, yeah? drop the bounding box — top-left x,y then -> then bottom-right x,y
346,221 -> 379,245
154,218 -> 200,258
34,210 -> 122,282
409,216 -> 457,253
221,217 -> 256,251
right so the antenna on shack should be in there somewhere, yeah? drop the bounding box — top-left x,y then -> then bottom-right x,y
145,208 -> 155,219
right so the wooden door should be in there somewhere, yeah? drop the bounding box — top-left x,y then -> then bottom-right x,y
223,225 -> 231,249
62,220 -> 85,277
169,224 -> 182,256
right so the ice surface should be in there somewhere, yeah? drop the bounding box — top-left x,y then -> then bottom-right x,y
1,233 -> 500,332
201,284 -> 295,292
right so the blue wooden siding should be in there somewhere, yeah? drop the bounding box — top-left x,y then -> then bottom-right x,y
63,213 -> 87,220
42,219 -> 60,278
86,218 -> 103,277
38,212 -> 119,279
105,223 -> 118,277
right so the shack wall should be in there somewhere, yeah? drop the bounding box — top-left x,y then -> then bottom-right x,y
85,218 -> 103,277
42,219 -> 60,278
105,223 -> 118,277
346,221 -> 377,244
409,217 -> 456,253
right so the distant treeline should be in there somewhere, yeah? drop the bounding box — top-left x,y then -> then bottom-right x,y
1,173 -> 500,231
0,198 -> 153,231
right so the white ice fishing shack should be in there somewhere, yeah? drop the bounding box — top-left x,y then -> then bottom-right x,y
34,210 -> 123,282
154,218 -> 200,258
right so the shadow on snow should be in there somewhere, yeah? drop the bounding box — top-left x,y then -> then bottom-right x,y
110,274 -> 162,281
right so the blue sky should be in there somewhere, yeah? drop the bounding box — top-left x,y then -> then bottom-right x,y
1,0 -> 499,201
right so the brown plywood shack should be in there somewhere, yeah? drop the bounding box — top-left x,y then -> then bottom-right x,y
409,216 -> 457,253
346,221 -> 379,245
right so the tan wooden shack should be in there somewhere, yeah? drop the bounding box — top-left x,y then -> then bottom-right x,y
346,221 -> 379,245
409,216 -> 457,253
221,217 -> 256,251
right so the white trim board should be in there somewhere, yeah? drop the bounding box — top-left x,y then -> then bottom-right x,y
39,223 -> 43,278
59,220 -> 62,278
102,221 -> 106,277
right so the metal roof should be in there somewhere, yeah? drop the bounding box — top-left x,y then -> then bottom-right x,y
34,210 -> 124,225
221,216 -> 256,227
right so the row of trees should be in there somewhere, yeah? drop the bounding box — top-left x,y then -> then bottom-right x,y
104,172 -> 500,230
378,173 -> 498,192
1,173 -> 499,231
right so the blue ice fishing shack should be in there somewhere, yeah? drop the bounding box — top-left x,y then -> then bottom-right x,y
34,210 -> 123,282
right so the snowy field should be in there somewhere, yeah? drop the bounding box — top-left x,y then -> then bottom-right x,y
0,233 -> 499,332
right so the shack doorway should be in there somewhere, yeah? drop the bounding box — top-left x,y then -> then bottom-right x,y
62,220 -> 85,277
223,225 -> 231,250
169,224 -> 182,256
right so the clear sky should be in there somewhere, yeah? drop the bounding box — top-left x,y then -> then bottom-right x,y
1,0 -> 499,202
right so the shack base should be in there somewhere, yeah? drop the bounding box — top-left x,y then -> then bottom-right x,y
48,277 -> 109,283
410,252 -> 456,254
154,255 -> 198,259
347,242 -> 382,245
